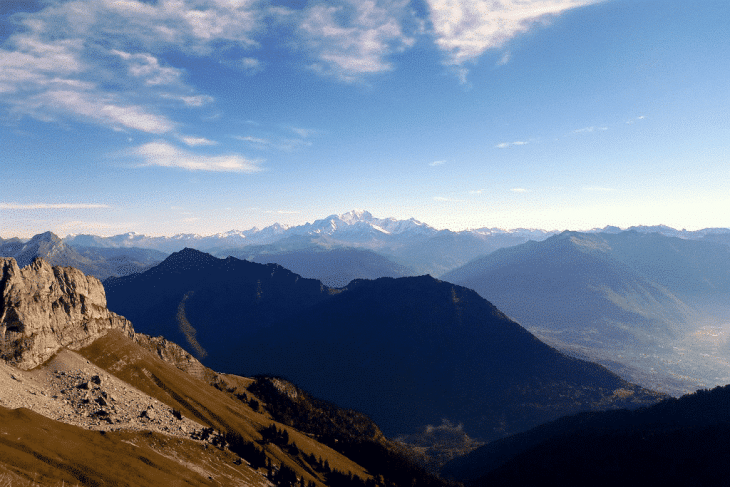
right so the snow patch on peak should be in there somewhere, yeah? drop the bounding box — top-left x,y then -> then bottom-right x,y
338,209 -> 373,224
370,224 -> 391,235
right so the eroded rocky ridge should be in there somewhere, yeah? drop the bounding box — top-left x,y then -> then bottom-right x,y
132,332 -> 209,381
0,257 -> 134,369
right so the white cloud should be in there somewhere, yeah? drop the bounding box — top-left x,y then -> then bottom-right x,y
495,140 -> 528,148
176,94 -> 215,107
429,160 -> 445,166
16,89 -> 175,133
132,141 -> 263,173
0,0 -> 258,132
290,127 -> 317,138
112,50 -> 182,86
181,136 -> 217,146
573,125 -> 608,133
0,203 -> 110,210
626,115 -> 646,124
497,51 -> 511,66
425,0 -> 600,68
234,57 -> 264,74
510,188 -> 529,193
234,128 -> 314,152
298,0 -> 416,81
235,135 -> 271,144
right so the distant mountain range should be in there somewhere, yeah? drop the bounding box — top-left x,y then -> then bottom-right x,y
105,248 -> 663,445
8,214 -> 730,397
442,230 -> 730,395
63,210 -> 558,276
3,252 -> 726,485
0,231 -> 166,280
9,210 -> 730,280
230,247 -> 415,288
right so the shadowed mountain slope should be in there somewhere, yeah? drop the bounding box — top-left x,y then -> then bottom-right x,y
104,250 -> 662,444
1,256 -> 453,487
442,231 -> 700,345
104,248 -> 333,372
443,384 -> 730,486
232,276 -> 663,442
79,330 -> 380,486
441,230 -> 730,393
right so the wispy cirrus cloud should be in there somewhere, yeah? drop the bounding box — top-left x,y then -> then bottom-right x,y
0,203 -> 110,210
0,0 -> 260,133
429,160 -> 445,167
434,196 -> 464,202
495,140 -> 528,149
15,89 -> 176,133
510,188 -> 529,193
180,136 -> 217,147
0,0 -> 421,136
573,125 -> 608,133
234,125 -> 316,152
235,135 -> 271,145
425,0 -> 601,75
132,141 -> 263,173
290,127 -> 318,139
626,115 -> 646,124
496,51 -> 512,66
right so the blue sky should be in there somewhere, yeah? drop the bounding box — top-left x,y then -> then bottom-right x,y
1,0 -> 728,237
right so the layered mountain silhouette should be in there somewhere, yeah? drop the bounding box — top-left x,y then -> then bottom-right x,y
104,248 -> 334,371
0,231 -> 165,279
443,231 -> 699,345
442,384 -> 730,486
65,210 -> 556,276
231,275 -> 662,440
0,256 -> 449,486
442,230 -> 730,394
228,246 -> 415,288
105,249 -> 663,444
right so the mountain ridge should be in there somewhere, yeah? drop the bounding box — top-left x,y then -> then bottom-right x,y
442,230 -> 730,395
442,384 -> 730,486
0,256 -> 452,487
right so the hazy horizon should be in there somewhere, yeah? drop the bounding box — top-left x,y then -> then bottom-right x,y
1,208 -> 723,240
2,1 -> 728,237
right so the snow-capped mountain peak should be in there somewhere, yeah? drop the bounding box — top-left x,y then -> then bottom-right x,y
338,209 -> 373,224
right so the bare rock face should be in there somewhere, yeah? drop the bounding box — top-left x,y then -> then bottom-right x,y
133,333 -> 208,381
0,257 -> 134,369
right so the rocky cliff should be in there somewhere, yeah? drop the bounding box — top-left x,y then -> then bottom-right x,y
132,333 -> 209,381
0,257 -> 134,369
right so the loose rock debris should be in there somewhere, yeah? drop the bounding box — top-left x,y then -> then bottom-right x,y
0,350 -> 208,442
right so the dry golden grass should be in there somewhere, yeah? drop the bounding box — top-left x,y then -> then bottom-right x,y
77,330 -> 372,486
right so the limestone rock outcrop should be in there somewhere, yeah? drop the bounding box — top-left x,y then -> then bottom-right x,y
132,333 -> 208,381
0,257 -> 134,369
